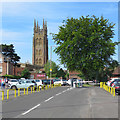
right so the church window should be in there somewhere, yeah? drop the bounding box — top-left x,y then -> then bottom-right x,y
39,58 -> 42,64
39,49 -> 42,55
36,49 -> 38,55
36,58 -> 38,64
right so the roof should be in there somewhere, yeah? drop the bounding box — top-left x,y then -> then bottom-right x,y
113,65 -> 120,74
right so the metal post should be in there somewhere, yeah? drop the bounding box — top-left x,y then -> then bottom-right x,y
50,46 -> 52,86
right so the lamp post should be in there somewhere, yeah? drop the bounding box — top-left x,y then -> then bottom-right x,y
50,46 -> 52,86
49,45 -> 57,86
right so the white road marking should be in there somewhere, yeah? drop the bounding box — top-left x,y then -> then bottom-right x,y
16,87 -> 74,117
56,92 -> 62,96
21,104 -> 40,115
44,96 -> 54,102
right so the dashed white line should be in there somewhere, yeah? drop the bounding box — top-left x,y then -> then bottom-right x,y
16,87 -> 74,117
44,96 -> 54,102
21,104 -> 40,115
56,92 -> 62,96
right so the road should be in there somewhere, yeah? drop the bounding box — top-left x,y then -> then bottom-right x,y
2,86 -> 118,118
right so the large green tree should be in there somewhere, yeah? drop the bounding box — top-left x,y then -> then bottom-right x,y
0,44 -> 20,66
44,60 -> 59,78
21,68 -> 31,79
57,68 -> 66,79
52,15 -> 119,81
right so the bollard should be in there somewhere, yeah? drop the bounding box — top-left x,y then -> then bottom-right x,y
109,86 -> 110,92
18,88 -> 20,96
39,86 -> 40,91
24,88 -> 25,95
26,87 -> 28,95
113,88 -> 116,96
2,91 -> 4,101
37,86 -> 38,92
7,90 -> 9,99
14,89 -> 16,97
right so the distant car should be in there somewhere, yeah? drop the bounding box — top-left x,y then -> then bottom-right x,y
34,79 -> 43,87
9,79 -> 37,90
54,79 -> 69,86
42,79 -> 54,85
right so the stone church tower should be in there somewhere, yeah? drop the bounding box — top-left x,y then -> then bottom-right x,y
32,19 -> 48,67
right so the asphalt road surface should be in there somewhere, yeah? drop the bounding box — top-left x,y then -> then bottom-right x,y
2,86 -> 118,118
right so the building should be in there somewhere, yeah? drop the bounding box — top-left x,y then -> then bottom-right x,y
112,65 -> 120,77
32,19 -> 48,67
0,53 -> 14,76
69,71 -> 81,79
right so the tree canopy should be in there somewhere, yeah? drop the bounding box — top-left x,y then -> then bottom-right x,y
21,68 -> 31,79
52,15 -> 119,81
0,44 -> 20,66
44,60 -> 59,78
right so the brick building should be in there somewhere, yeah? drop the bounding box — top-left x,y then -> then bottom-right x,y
69,71 -> 81,79
0,53 -> 14,76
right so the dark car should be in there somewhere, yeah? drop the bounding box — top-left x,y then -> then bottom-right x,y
42,79 -> 54,85
112,81 -> 120,94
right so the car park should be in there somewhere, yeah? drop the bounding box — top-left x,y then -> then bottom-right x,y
8,79 -> 37,90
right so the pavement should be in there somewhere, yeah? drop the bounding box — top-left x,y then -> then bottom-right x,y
2,86 -> 119,119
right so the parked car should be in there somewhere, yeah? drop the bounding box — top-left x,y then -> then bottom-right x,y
34,79 -> 43,87
8,79 -> 19,87
112,81 -> 120,94
54,79 -> 69,86
110,79 -> 120,87
107,78 -> 120,86
42,79 -> 54,85
8,79 -> 37,90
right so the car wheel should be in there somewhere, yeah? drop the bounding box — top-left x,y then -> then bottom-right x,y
11,86 -> 17,90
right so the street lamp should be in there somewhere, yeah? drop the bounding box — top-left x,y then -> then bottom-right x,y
49,45 -> 57,86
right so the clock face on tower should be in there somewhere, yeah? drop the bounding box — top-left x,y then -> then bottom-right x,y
32,19 -> 48,67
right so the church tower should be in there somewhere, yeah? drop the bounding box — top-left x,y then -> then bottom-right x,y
32,19 -> 48,67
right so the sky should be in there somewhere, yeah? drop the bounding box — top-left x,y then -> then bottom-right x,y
1,1 -> 119,69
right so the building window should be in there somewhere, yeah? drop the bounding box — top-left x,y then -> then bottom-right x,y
36,58 -> 38,64
0,66 -> 2,73
39,49 -> 42,55
39,58 -> 42,64
0,58 -> 2,63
